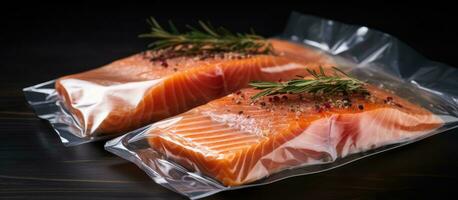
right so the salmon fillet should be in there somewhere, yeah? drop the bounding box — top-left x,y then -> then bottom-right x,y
145,85 -> 443,186
56,39 -> 334,137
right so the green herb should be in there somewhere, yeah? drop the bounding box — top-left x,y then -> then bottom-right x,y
139,17 -> 273,59
249,67 -> 369,100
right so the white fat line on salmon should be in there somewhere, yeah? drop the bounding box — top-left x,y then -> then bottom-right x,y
260,63 -> 305,73
215,65 -> 228,93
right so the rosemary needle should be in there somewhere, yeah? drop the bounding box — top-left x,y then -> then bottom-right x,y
249,67 -> 369,100
139,17 -> 273,59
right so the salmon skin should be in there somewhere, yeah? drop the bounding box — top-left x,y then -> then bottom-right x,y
56,39 -> 334,137
144,85 -> 443,186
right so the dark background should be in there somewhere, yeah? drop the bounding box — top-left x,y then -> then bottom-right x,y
1,2 -> 458,200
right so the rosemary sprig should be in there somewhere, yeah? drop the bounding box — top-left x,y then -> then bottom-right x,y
249,67 -> 369,100
139,17 -> 273,59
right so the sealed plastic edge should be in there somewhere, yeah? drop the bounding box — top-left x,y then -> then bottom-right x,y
23,80 -> 115,146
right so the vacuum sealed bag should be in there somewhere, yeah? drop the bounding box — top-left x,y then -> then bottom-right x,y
23,25 -> 335,146
105,12 -> 458,199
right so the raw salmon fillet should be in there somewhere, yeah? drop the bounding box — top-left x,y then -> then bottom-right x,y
145,85 -> 443,186
55,39 -> 334,137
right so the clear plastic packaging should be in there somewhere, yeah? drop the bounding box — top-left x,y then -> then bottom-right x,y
104,12 -> 458,199
23,37 -> 334,146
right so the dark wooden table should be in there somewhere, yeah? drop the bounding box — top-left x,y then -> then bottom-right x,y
1,3 -> 458,200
